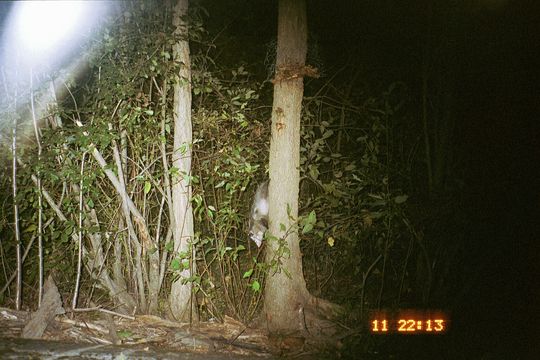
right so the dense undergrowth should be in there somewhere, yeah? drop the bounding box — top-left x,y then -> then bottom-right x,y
0,1 -> 466,355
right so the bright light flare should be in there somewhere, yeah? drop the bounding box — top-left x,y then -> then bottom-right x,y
0,1 -> 111,137
2,1 -> 109,69
16,1 -> 86,55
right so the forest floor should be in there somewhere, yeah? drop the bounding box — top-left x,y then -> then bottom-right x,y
0,307 -> 338,359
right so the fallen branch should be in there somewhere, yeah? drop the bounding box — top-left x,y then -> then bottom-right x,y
68,306 -> 135,320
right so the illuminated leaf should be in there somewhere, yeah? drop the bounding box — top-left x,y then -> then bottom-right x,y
327,236 -> 335,247
24,224 -> 37,233
243,269 -> 253,278
170,258 -> 181,271
144,181 -> 151,194
302,223 -> 313,234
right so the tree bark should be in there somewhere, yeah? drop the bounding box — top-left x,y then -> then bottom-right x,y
169,0 -> 196,321
264,0 -> 311,332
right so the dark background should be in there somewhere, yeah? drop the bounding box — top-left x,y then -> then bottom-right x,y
203,0 -> 539,357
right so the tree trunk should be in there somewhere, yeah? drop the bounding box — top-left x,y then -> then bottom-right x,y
264,0 -> 311,332
169,0 -> 196,322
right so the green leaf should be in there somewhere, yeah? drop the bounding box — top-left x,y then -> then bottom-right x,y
251,280 -> 260,292
144,181 -> 152,194
117,330 -> 133,339
322,129 -> 334,139
243,269 -> 253,278
24,224 -> 37,233
307,210 -> 316,224
309,165 -> 319,180
302,223 -> 313,234
87,198 -> 94,208
170,258 -> 181,271
394,195 -> 408,204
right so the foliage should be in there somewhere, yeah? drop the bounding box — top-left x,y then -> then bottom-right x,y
189,55 -> 271,321
0,1 -> 447,334
297,82 -> 414,317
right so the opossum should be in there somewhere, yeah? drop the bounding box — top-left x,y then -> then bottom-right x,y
248,180 -> 269,247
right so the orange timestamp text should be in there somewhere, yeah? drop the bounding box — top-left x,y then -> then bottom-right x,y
369,309 -> 449,334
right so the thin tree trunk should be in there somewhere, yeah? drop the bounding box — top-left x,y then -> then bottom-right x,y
264,0 -> 311,332
5,65 -> 23,311
72,152 -> 86,309
30,68 -> 44,306
12,99 -> 22,311
169,0 -> 196,322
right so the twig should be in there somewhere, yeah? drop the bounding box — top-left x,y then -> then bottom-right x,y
59,317 -> 110,333
69,306 -> 135,320
360,254 -> 382,319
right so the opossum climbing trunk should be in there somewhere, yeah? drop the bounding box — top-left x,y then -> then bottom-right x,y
249,181 -> 269,247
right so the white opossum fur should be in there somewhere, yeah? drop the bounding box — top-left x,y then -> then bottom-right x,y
248,181 -> 269,247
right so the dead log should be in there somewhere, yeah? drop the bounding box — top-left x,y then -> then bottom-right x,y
22,275 -> 64,339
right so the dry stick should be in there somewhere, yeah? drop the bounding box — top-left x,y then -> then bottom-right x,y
0,238 -> 7,292
159,228 -> 173,300
112,141 -> 147,309
25,160 -> 136,313
61,84 -> 148,226
91,147 -> 150,240
0,68 -> 12,296
158,78 -> 172,292
72,152 -> 87,309
29,67 -> 44,307
76,126 -> 153,305
0,219 -> 53,297
149,194 -> 166,311
9,71 -> 22,311
377,232 -> 390,309
0,236 -> 35,297
56,82 -> 124,309
60,316 -> 111,333
112,140 -> 146,310
69,307 -> 135,320
360,254 -> 382,320
19,80 -> 137,313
